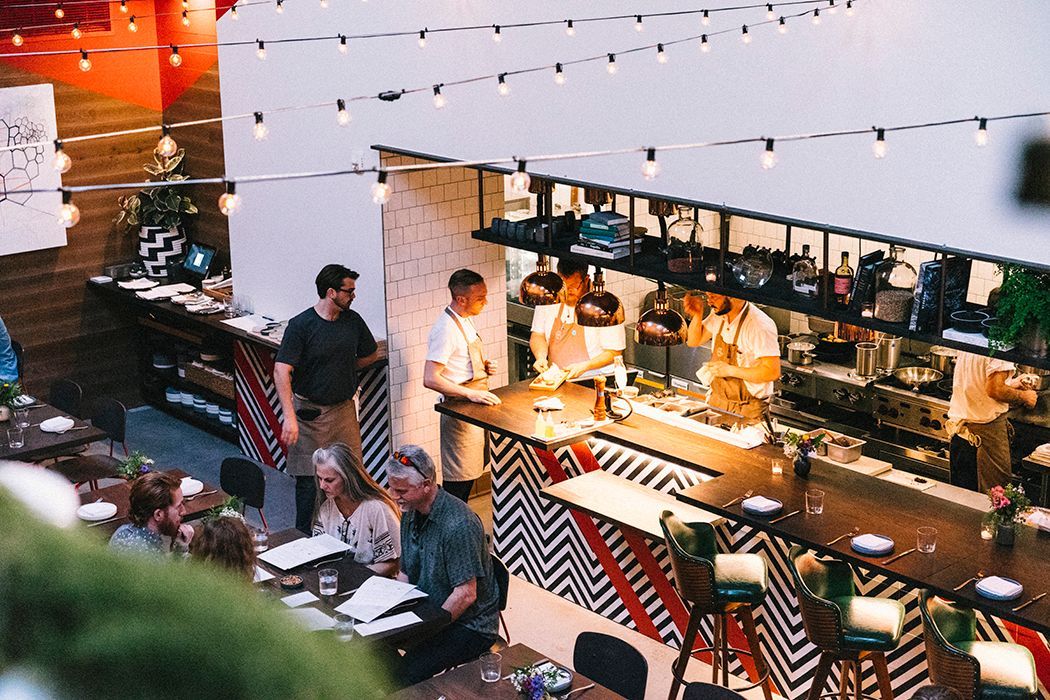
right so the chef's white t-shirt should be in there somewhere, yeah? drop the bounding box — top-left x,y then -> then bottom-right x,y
530,304 -> 626,374
426,308 -> 479,386
701,303 -> 780,399
948,352 -> 1015,424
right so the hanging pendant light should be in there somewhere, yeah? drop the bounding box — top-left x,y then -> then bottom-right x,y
518,254 -> 563,307
636,282 -> 686,346
575,269 -> 624,327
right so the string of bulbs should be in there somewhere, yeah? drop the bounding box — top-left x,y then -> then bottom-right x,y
46,108 -> 1046,230
4,0 -> 858,158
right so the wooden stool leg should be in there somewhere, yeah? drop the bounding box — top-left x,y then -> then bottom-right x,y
738,606 -> 773,700
720,613 -> 729,687
668,608 -> 702,700
855,660 -> 863,700
809,653 -> 834,700
839,661 -> 849,700
872,653 -> 894,700
711,613 -> 721,684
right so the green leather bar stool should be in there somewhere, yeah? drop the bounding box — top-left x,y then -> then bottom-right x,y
660,511 -> 773,700
788,546 -> 905,700
918,590 -> 1038,700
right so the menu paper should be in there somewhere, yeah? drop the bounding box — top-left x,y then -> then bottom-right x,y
281,591 -> 319,608
354,612 -> 423,637
257,533 -> 352,570
285,607 -> 334,632
333,576 -> 426,622
253,566 -> 275,583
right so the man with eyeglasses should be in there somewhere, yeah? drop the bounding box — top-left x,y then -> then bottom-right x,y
385,444 -> 499,685
275,264 -> 379,533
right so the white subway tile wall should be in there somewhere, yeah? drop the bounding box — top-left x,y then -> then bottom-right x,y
380,153 -> 507,458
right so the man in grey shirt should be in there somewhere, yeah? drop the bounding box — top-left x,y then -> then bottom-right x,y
386,444 -> 498,685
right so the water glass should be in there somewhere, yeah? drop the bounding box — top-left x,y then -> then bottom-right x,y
980,519 -> 995,540
917,526 -> 937,553
251,529 -> 269,553
7,427 -> 24,449
13,408 -> 29,429
223,295 -> 240,318
318,568 -> 339,596
805,489 -> 825,515
333,614 -> 355,641
771,458 -> 785,476
479,652 -> 502,683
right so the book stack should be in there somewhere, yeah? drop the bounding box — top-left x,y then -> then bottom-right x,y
570,211 -> 641,260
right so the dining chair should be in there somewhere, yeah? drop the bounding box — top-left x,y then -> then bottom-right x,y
11,340 -> 24,387
50,454 -> 121,491
219,456 -> 268,529
91,397 -> 128,457
573,631 -> 648,700
49,378 -> 83,417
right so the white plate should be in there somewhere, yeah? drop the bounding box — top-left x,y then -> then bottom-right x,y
77,501 -> 118,521
39,416 -> 76,433
180,477 -> 204,497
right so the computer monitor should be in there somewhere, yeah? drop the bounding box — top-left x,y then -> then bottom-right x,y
182,242 -> 216,279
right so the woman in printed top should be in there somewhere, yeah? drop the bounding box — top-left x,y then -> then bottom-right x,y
311,442 -> 401,576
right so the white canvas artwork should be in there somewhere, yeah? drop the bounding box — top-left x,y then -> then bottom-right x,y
0,83 -> 65,256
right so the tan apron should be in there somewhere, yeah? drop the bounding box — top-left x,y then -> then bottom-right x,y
439,308 -> 490,483
286,395 -> 362,477
707,304 -> 768,425
548,303 -> 591,369
949,413 -> 1014,492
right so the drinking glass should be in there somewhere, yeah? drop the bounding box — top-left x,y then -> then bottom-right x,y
7,427 -> 24,449
318,568 -> 339,596
917,526 -> 937,553
704,265 -> 719,284
252,529 -> 269,553
223,295 -> 240,319
13,408 -> 29,429
980,519 -> 995,541
333,614 -> 355,641
771,458 -> 785,476
479,652 -> 502,683
805,489 -> 825,515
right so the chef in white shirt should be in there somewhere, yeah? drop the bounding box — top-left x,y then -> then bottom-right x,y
423,269 -> 500,504
948,351 -> 1037,492
530,259 -> 625,380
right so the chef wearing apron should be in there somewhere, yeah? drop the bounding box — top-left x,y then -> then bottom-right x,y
683,291 -> 781,424
424,269 -> 501,503
530,259 -> 625,380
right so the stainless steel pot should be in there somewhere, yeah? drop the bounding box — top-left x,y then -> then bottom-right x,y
920,345 -> 958,375
787,341 -> 816,365
875,332 -> 902,372
855,342 -> 879,378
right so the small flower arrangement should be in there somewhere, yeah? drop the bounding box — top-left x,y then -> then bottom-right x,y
782,430 -> 824,458
988,483 -> 1032,526
509,665 -> 558,700
0,381 -> 23,407
206,496 -> 245,522
117,451 -> 154,480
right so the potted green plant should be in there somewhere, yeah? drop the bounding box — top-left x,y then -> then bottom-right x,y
0,381 -> 23,422
117,451 -> 154,480
990,263 -> 1050,356
115,148 -> 198,278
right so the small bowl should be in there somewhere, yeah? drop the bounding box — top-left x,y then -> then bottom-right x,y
950,309 -> 989,334
981,317 -> 997,338
620,386 -> 639,399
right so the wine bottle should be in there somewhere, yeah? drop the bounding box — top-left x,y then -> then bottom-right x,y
833,251 -> 853,308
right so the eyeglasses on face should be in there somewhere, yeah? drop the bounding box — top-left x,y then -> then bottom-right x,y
337,287 -> 356,295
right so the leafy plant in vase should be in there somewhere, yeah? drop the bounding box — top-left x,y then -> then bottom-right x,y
990,263 -> 1050,357
114,148 -> 198,278
987,483 -> 1032,546
782,431 -> 824,478
0,381 -> 23,422
117,451 -> 154,481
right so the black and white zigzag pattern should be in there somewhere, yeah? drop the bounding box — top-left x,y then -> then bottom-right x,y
492,435 -> 1050,699
137,225 -> 185,278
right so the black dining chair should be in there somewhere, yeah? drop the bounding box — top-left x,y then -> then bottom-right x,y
91,397 -> 128,457
683,682 -> 747,700
219,456 -> 269,529
10,340 -> 24,387
490,553 -> 510,647
49,378 -> 83,417
573,631 -> 648,700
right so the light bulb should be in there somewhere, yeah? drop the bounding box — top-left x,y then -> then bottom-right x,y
828,0 -> 838,14
78,50 -> 91,72
975,118 -> 989,147
169,46 -> 182,67
656,44 -> 668,63
432,85 -> 446,109
55,4 -> 65,19
811,8 -> 821,24
554,63 -> 565,85
338,35 -> 348,54
845,0 -> 855,16
371,172 -> 391,205
275,0 -> 284,13
606,53 -> 617,75
418,30 -> 426,48
181,0 -> 189,8
509,161 -> 530,195
778,17 -> 788,33
497,74 -> 510,96
71,23 -> 82,40
741,25 -> 751,44
252,112 -> 268,141
766,3 -> 775,20
12,33 -> 24,47
641,148 -> 659,180
256,40 -> 266,60
492,25 -> 502,43
218,183 -> 240,215
59,201 -> 80,228
872,129 -> 887,159
119,0 -> 128,13
565,19 -> 575,36
320,0 -> 328,7
53,141 -> 72,173
336,99 -> 351,126
182,10 -> 190,26
128,16 -> 138,32
230,5 -> 239,19
701,9 -> 710,26
700,34 -> 710,53
761,139 -> 778,169
156,128 -> 178,157
634,15 -> 644,32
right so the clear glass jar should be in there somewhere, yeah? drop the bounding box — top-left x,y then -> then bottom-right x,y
873,245 -> 917,323
731,245 -> 774,288
791,244 -> 820,297
665,205 -> 703,274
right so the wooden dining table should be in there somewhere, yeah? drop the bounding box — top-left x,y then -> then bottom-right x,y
78,468 -> 228,536
387,643 -> 625,699
0,403 -> 107,462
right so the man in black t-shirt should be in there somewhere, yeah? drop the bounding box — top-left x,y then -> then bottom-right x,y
275,264 -> 379,533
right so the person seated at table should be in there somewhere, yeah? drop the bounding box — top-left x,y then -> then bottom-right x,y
190,512 -> 256,581
109,471 -> 194,556
386,444 -> 499,685
312,442 -> 400,577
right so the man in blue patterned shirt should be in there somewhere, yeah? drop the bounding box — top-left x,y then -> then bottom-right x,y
110,471 -> 194,556
0,316 -> 18,383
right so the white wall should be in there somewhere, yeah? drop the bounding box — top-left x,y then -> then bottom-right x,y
217,0 -> 1050,334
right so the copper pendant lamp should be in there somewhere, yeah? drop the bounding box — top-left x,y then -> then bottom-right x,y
635,282 -> 686,346
575,269 -> 625,327
519,254 -> 563,307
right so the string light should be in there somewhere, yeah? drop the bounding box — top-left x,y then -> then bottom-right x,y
371,171 -> 391,205
181,10 -> 190,26
827,0 -> 838,14
767,3 -> 775,20
845,0 -> 855,16
701,9 -> 710,26
432,84 -> 446,109
55,3 -> 65,19
761,138 -> 778,169
497,73 -> 510,97
700,34 -> 710,52
656,43 -> 668,63
320,0 -> 329,7
12,32 -> 23,47
741,25 -> 752,44
336,98 -> 351,126
872,128 -> 887,158
565,19 -> 575,37
71,23 -> 81,40
492,25 -> 502,43
128,15 -> 138,32
252,112 -> 268,141
230,4 -> 238,20
181,0 -> 189,8
417,29 -> 426,48
641,148 -> 660,180
256,39 -> 266,60
554,62 -> 565,85
338,34 -> 348,54
168,45 -> 183,67
634,15 -> 644,32
156,125 -> 178,157
811,8 -> 821,24
606,53 -> 617,75
78,49 -> 91,71
778,16 -> 788,33
218,181 -> 240,216
119,0 -> 128,13
58,191 -> 80,228
509,160 -> 530,195
52,140 -> 72,174
275,0 -> 284,14
975,117 -> 989,147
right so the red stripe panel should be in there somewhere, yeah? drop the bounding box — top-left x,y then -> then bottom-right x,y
1003,621 -> 1050,692
233,343 -> 284,467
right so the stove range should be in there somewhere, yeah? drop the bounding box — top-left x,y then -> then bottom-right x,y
873,376 -> 951,440
778,359 -> 876,413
